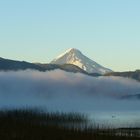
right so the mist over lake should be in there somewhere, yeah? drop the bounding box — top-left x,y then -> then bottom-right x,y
0,70 -> 140,127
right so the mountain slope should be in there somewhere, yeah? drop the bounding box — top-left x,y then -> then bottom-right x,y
37,63 -> 86,73
105,70 -> 140,82
51,48 -> 112,74
0,57 -> 45,71
0,57 -> 100,76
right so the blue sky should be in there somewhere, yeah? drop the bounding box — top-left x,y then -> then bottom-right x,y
0,0 -> 140,71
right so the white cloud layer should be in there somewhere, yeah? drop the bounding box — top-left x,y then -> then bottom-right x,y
0,70 -> 140,112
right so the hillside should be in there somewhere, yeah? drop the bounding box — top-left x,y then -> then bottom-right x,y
105,70 -> 140,81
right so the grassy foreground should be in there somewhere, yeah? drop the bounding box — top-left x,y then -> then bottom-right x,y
0,108 -> 139,140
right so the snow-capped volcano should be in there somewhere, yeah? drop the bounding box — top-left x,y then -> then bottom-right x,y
51,48 -> 112,74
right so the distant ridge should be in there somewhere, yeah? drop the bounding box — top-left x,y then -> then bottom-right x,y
0,56 -> 140,80
0,58 -> 45,71
0,57 -> 101,76
105,70 -> 140,82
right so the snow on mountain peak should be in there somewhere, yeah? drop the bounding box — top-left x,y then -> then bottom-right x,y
51,48 -> 112,74
68,48 -> 81,52
61,48 -> 81,55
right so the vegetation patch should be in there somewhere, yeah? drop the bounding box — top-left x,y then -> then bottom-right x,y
0,108 -> 139,140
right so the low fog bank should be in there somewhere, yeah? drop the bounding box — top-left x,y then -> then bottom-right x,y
0,70 -> 140,112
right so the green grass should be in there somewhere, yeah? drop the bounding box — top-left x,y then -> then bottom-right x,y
0,108 -> 139,140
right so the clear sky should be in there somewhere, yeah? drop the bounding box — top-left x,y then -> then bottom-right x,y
0,0 -> 140,71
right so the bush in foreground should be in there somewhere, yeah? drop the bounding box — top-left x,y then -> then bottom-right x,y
0,108 -> 139,140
